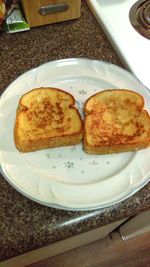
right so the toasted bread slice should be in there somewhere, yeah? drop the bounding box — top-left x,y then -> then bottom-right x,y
14,87 -> 83,152
84,89 -> 150,154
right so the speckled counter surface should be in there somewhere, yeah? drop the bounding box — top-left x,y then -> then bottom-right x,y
0,1 -> 150,262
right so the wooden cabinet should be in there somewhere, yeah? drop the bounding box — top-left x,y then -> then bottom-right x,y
21,0 -> 81,27
119,210 -> 150,240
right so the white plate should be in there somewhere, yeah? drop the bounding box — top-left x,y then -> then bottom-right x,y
0,58 -> 150,210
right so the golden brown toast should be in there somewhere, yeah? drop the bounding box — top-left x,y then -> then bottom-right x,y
14,87 -> 83,152
84,89 -> 150,154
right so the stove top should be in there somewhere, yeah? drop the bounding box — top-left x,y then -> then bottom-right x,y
129,0 -> 150,39
87,0 -> 150,89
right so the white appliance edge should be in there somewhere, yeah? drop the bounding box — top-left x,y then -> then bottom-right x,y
86,0 -> 150,90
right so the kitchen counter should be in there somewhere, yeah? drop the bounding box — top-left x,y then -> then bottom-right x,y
0,1 -> 150,262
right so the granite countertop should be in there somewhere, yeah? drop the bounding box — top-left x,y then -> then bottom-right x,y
0,1 -> 150,262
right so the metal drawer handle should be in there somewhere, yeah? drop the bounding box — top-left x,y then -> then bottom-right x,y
39,2 -> 69,16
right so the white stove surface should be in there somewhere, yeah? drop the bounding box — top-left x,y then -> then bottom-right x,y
86,0 -> 150,89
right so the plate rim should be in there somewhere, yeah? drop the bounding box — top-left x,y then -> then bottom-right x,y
1,57 -> 150,99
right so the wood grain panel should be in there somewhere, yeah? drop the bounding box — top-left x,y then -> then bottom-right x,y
28,232 -> 150,267
21,0 -> 81,27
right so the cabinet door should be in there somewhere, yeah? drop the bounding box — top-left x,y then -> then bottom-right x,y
119,210 -> 150,240
22,0 -> 81,27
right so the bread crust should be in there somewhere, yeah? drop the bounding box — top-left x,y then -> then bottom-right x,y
84,89 -> 144,113
14,87 -> 83,152
84,89 -> 150,154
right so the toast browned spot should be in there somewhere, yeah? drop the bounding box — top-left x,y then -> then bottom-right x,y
84,89 -> 150,154
14,87 -> 83,152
